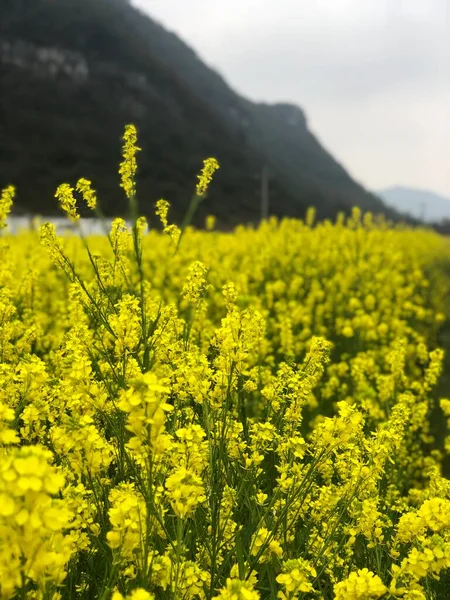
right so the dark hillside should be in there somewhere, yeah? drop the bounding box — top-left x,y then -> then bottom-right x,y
0,0 -> 395,225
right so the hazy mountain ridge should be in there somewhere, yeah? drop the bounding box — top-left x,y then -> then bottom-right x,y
377,186 -> 450,224
0,0 -> 396,225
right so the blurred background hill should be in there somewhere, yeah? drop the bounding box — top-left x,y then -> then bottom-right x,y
377,186 -> 450,224
0,0 -> 399,226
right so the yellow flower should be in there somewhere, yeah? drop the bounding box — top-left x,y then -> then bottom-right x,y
0,446 -> 74,595
165,467 -> 206,518
112,589 -> 155,600
182,261 -> 208,304
106,483 -> 147,561
0,185 -> 15,228
212,578 -> 260,600
334,568 -> 387,600
155,199 -> 181,244
251,527 -> 283,563
196,157 -> 219,196
276,558 -> 317,598
55,183 -> 79,221
206,214 -> 216,230
155,199 -> 170,228
256,492 -> 268,505
119,124 -> 141,198
76,178 -> 97,210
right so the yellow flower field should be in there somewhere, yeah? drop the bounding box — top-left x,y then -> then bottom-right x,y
1,127 -> 450,599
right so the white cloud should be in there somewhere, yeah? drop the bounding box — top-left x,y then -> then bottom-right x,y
133,0 -> 450,196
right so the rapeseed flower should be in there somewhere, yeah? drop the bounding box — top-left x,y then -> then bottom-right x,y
196,157 -> 219,196
76,177 -> 97,210
0,185 -> 15,228
1,123 -> 450,599
55,183 -> 79,221
119,124 -> 141,198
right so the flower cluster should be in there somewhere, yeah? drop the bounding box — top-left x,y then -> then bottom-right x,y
0,185 -> 15,228
196,158 -> 220,197
0,125 -> 449,599
119,124 -> 141,199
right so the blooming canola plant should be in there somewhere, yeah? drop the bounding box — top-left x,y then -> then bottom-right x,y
0,127 -> 450,599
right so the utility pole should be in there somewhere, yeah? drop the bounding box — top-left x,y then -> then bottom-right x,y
261,165 -> 269,221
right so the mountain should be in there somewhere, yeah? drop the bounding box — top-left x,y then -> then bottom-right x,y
0,0 -> 396,226
377,186 -> 450,224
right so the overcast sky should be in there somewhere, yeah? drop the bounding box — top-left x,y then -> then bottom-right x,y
133,0 -> 450,197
